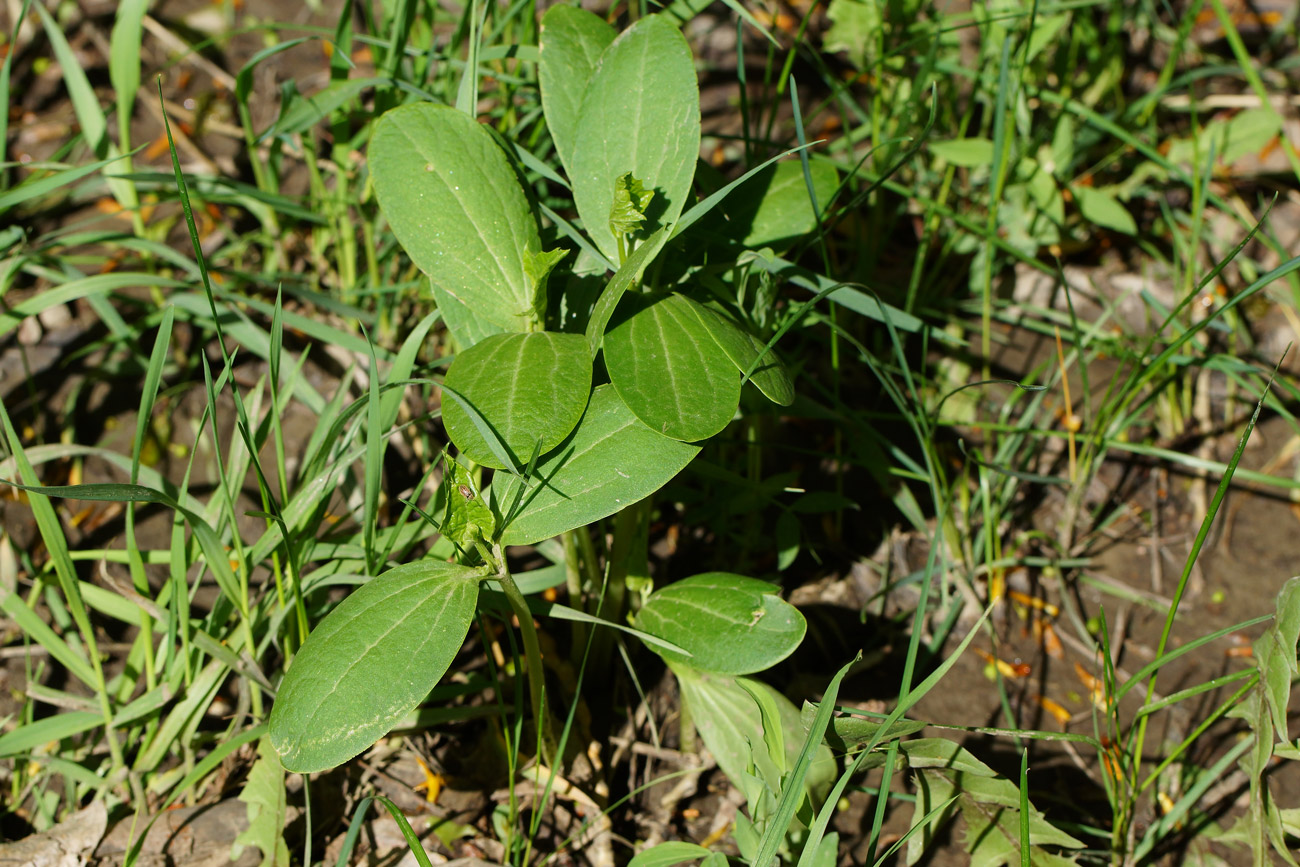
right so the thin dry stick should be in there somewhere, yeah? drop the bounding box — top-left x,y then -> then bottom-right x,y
1054,325 -> 1078,483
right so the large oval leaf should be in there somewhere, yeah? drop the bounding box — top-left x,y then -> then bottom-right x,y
570,15 -> 699,261
442,332 -> 592,470
604,292 -> 740,441
496,384 -> 699,546
539,6 -> 615,177
635,572 -> 805,675
688,303 -> 795,406
430,284 -> 505,350
727,159 -> 839,251
371,103 -> 541,342
268,559 -> 482,773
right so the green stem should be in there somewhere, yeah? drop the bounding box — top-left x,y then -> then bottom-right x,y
485,542 -> 555,764
678,685 -> 696,755
575,528 -> 601,613
562,531 -> 588,658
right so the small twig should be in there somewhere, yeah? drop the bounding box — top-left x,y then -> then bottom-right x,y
1151,469 -> 1165,595
142,16 -> 239,93
606,737 -> 698,765
1161,93 -> 1300,110
140,92 -> 226,176
1054,325 -> 1078,483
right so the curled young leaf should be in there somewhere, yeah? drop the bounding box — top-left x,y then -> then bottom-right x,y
609,171 -> 655,238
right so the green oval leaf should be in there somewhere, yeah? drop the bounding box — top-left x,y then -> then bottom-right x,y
627,841 -> 712,867
929,137 -> 995,166
496,385 -> 699,546
268,559 -> 482,773
371,103 -> 542,342
539,5 -> 616,176
1072,185 -> 1137,236
431,285 -> 507,351
688,302 -> 794,406
635,573 -> 806,675
604,293 -> 741,441
727,159 -> 839,251
443,332 -> 593,470
571,15 -> 699,261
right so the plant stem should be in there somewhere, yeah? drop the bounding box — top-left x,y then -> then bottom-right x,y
487,541 -> 556,764
562,531 -> 588,660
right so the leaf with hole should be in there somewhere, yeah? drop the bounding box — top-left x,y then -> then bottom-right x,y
571,14 -> 699,261
495,385 -> 699,546
539,5 -> 616,176
442,331 -> 592,470
371,103 -> 543,342
604,293 -> 741,441
268,559 -> 482,773
441,459 -> 495,548
635,573 -> 805,675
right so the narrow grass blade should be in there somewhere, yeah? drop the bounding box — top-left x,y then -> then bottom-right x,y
869,795 -> 960,867
455,0 -> 484,116
779,654 -> 858,867
364,327 -> 382,573
0,0 -> 34,186
36,3 -> 105,151
1115,613 -> 1271,702
671,144 -> 815,241
0,272 -> 179,338
0,586 -> 96,687
1132,736 -> 1254,862
333,797 -> 377,867
476,590 -> 691,658
0,401 -> 103,679
0,148 -> 143,214
1149,358 -> 1283,693
376,795 -> 436,867
438,381 -> 522,477
0,480 -> 244,616
803,601 -> 997,864
1019,747 -> 1030,867
0,712 -> 102,758
109,0 -> 148,143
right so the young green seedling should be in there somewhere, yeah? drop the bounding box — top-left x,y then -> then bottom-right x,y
270,9 -> 819,783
